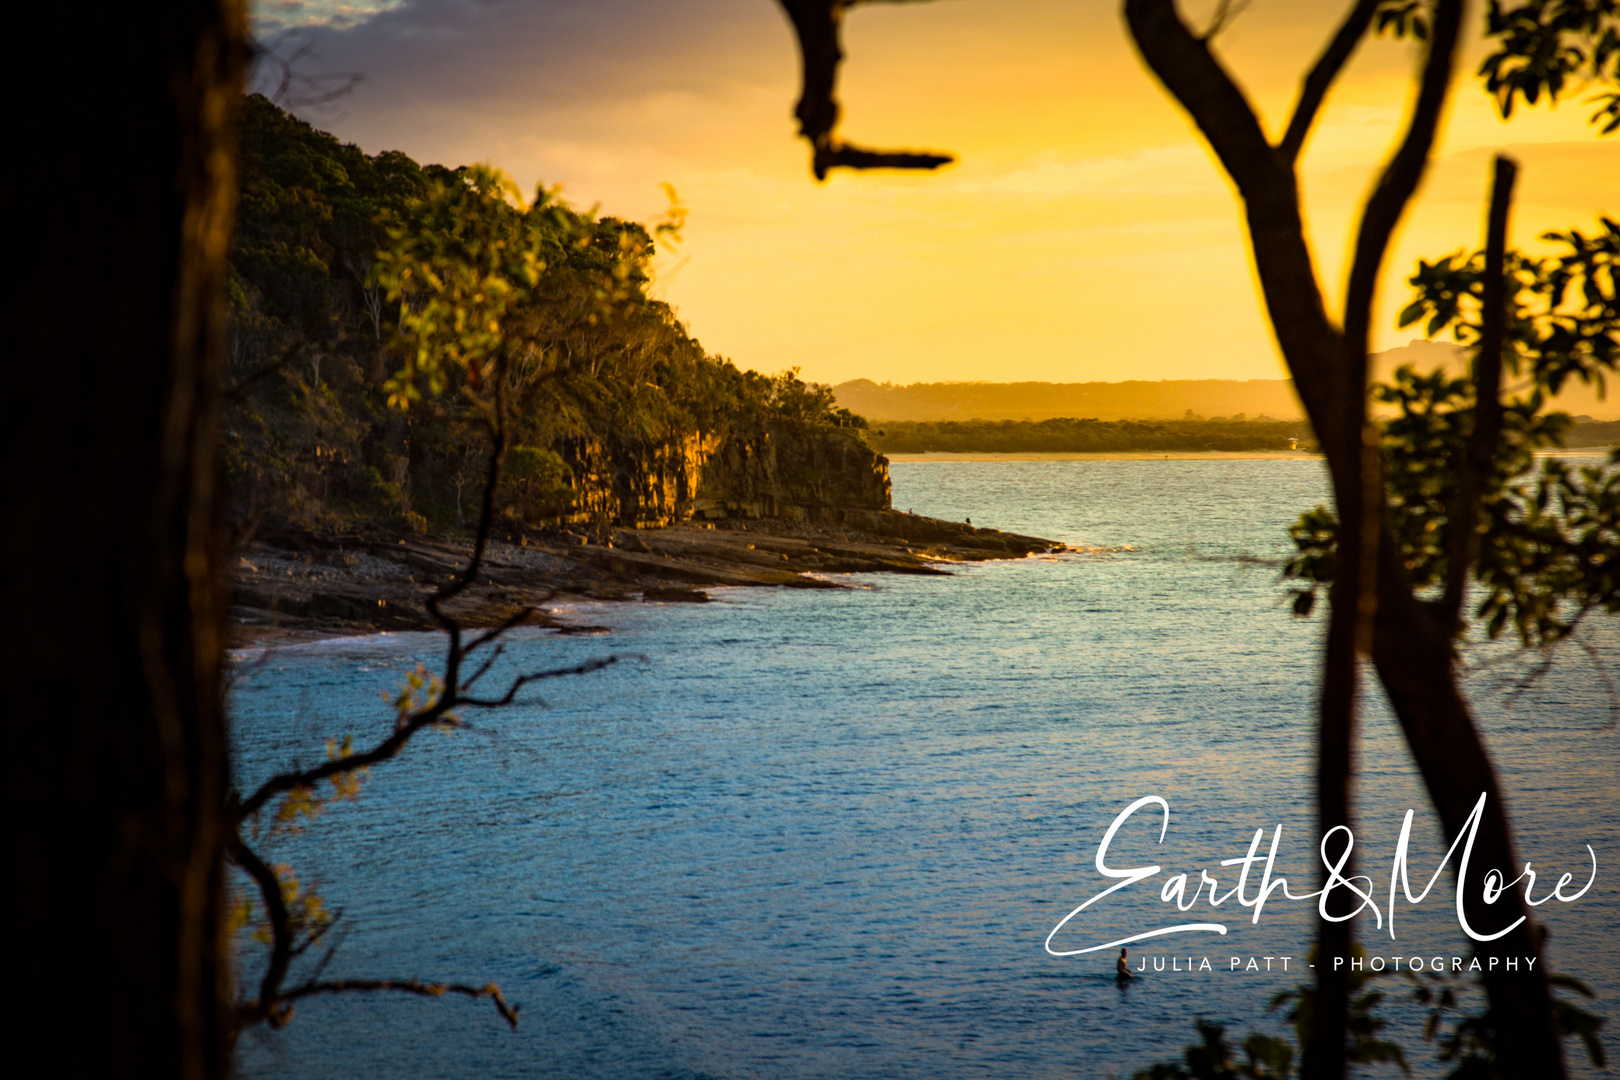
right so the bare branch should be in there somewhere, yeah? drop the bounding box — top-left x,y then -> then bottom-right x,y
248,33 -> 363,111
230,241 -> 596,1040
461,643 -> 508,694
465,595 -> 556,656
234,696 -> 453,823
223,344 -> 303,399
1441,155 -> 1519,626
231,625 -> 612,820
279,978 -> 519,1029
1201,0 -> 1252,41
776,0 -> 955,180
1572,632 -> 1620,725
1278,0 -> 1382,162
228,833 -> 293,1026
423,376 -> 510,674
457,656 -> 620,710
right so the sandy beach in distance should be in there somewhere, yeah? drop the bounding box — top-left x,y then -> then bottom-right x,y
886,448 -> 1613,463
886,450 -> 1325,462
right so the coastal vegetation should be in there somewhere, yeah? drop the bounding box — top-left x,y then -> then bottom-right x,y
866,415 -> 1619,455
868,417 -> 1308,454
227,94 -> 881,538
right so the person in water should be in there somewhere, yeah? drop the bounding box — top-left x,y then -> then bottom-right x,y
1116,947 -> 1133,980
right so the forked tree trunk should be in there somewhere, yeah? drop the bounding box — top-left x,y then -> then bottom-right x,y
1120,1 -> 1563,1076
3,3 -> 243,1077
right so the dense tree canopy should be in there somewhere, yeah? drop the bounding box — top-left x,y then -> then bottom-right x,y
227,95 -> 869,536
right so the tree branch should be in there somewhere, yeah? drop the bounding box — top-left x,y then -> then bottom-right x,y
1278,0 -> 1382,163
457,656 -> 620,709
227,833 -> 293,1027
1441,154 -> 1518,627
1341,0 -> 1462,366
234,695 -> 455,823
465,594 -> 556,658
1201,0 -> 1251,41
230,279 -> 616,1040
460,642 -> 508,694
223,344 -> 303,400
1123,0 -> 1342,431
1371,539 -> 1566,1078
775,0 -> 955,180
279,978 -> 519,1029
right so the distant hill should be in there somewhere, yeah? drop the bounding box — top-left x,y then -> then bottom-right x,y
832,378 -> 1303,422
834,340 -> 1618,423
1370,340 -> 1616,420
868,418 -> 1310,455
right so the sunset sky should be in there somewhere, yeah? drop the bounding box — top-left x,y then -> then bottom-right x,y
250,0 -> 1618,387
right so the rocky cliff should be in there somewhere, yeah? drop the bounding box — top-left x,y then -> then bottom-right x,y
557,424 -> 891,528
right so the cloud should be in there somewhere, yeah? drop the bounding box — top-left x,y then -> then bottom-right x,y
252,0 -> 409,37
251,0 -> 791,110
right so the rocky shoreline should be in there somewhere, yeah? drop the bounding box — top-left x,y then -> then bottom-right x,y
231,510 -> 1064,647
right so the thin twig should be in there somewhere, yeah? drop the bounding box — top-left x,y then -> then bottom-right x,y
1572,634 -> 1620,726
279,978 -> 519,1029
228,832 -> 293,1026
1340,0 -> 1464,361
224,345 -> 303,399
1278,0 -> 1381,162
461,643 -> 508,693
457,657 -> 619,709
1201,0 -> 1251,41
466,597 -> 554,655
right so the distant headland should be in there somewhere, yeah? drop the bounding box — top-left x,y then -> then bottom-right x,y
835,339 -> 1619,426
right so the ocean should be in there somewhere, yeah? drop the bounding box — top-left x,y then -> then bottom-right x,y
231,457 -> 1619,1078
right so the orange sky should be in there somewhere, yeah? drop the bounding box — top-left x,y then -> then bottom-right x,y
255,0 -> 1618,387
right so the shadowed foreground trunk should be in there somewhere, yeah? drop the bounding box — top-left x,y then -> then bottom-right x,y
3,3 -> 243,1077
1119,1 -> 1563,1076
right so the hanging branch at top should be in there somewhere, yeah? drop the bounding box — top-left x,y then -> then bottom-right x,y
776,0 -> 955,180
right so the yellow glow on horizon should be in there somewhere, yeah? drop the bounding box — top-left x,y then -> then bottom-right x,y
278,0 -> 1619,393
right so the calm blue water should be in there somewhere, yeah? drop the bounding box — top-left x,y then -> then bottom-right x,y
231,458 -> 1619,1079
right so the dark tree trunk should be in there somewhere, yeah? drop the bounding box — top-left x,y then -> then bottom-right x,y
3,3 -> 244,1077
1121,2 -> 1562,1076
1371,552 -> 1565,1077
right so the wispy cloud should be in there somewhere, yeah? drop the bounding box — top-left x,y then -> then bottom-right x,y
251,0 -> 407,37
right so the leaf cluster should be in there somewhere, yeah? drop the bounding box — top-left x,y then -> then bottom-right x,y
1270,952 -> 1411,1076
1285,225 -> 1620,644
1479,0 -> 1620,132
1124,1020 -> 1295,1080
1400,220 -> 1620,397
1122,951 -> 1605,1080
1405,960 -> 1606,1076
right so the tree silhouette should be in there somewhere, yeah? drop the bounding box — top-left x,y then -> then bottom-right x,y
6,2 -> 246,1077
776,2 -> 1618,1078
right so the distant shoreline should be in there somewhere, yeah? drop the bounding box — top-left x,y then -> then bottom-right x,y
887,448 -> 1612,463
229,512 -> 1062,649
887,450 -> 1323,462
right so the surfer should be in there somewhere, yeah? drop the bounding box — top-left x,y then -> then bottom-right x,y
1116,947 -> 1133,981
